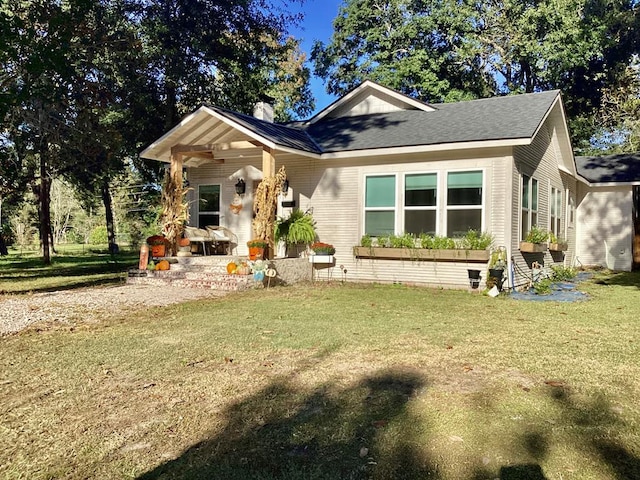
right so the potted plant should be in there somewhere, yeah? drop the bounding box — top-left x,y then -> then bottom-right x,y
520,225 -> 548,253
309,242 -> 336,263
274,209 -> 317,257
247,239 -> 268,260
548,233 -> 568,252
487,246 -> 507,291
146,235 -> 167,258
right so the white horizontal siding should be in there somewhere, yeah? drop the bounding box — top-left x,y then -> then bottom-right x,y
576,185 -> 633,270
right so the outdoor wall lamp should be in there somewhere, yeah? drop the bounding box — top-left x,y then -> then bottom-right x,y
282,178 -> 289,194
235,178 -> 246,195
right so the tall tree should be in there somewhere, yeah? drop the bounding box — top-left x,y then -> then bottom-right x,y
313,0 -> 640,150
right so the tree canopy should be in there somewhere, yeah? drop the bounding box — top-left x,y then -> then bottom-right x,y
312,0 -> 640,150
0,0 -> 312,261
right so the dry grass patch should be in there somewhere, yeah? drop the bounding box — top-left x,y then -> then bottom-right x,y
1,276 -> 640,479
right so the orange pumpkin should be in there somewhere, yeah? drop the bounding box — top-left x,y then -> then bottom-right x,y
178,237 -> 190,247
155,260 -> 170,271
226,262 -> 237,274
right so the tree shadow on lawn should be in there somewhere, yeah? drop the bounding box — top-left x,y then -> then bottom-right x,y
592,270 -> 640,289
138,366 -> 440,480
138,369 -> 640,480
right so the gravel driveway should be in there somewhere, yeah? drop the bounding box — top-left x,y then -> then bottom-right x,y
0,285 -> 227,336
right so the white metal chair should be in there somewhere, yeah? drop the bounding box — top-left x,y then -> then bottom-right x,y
205,225 -> 238,255
184,226 -> 213,255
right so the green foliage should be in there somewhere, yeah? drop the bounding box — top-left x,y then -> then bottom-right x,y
275,209 -> 317,245
419,234 -> 456,250
389,233 -> 416,248
525,225 -> 550,244
458,230 -> 494,250
488,247 -> 508,269
533,277 -> 553,295
551,265 -> 578,281
314,0 -> 639,148
360,234 -> 372,247
88,226 -> 109,245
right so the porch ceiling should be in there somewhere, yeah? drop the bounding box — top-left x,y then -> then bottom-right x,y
140,107 -> 266,165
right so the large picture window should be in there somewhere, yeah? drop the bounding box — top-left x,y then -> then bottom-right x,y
364,175 -> 396,236
550,187 -> 562,238
446,171 -> 483,237
404,173 -> 437,235
521,175 -> 538,240
198,184 -> 220,228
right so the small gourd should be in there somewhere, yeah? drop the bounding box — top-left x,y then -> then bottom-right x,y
226,262 -> 237,274
156,260 -> 170,271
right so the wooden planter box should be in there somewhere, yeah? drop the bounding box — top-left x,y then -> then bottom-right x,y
549,242 -> 568,252
353,246 -> 490,262
519,242 -> 547,253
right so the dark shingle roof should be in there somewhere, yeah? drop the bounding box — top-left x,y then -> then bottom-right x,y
210,107 -> 322,154
304,90 -> 559,153
212,91 -> 559,155
576,154 -> 640,183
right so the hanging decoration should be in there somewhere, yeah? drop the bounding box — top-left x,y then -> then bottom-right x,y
230,193 -> 243,214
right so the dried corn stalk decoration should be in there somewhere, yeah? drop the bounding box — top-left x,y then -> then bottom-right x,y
252,166 -> 286,254
161,172 -> 191,256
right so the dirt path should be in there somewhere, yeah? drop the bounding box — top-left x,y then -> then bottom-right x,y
0,285 -> 227,335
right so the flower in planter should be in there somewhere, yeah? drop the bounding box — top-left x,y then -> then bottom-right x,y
146,235 -> 167,246
310,242 -> 335,255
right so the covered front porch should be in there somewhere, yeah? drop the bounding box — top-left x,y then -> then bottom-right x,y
140,103 -> 317,259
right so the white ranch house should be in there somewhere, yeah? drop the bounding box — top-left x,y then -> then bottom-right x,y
141,81 -> 638,289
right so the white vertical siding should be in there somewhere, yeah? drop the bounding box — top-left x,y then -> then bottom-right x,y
576,185 -> 633,270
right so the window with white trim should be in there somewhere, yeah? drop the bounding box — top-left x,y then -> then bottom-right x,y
566,190 -> 575,228
364,175 -> 396,236
404,173 -> 437,235
550,187 -> 562,238
446,171 -> 483,237
198,184 -> 221,228
521,175 -> 538,240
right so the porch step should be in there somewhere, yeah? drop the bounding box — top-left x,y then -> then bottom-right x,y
127,269 -> 263,291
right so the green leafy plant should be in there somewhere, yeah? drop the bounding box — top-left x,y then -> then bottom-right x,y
488,247 -> 507,270
376,235 -> 390,247
551,265 -> 578,281
389,233 -> 416,248
458,229 -> 494,250
360,234 -> 372,247
275,209 -> 316,246
533,277 -> 553,295
525,225 -> 549,244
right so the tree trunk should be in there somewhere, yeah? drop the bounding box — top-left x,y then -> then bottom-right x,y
36,156 -> 52,265
101,179 -> 118,255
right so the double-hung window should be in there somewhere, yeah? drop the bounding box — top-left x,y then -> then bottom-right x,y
404,173 -> 437,235
521,175 -> 538,240
198,184 -> 221,228
550,187 -> 562,238
446,171 -> 483,237
364,175 -> 396,236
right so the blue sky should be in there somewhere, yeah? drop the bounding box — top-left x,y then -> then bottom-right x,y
289,0 -> 343,115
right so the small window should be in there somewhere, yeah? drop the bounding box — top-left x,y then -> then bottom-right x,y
446,171 -> 482,237
521,176 -> 538,240
404,173 -> 437,235
198,184 -> 220,228
567,190 -> 575,228
365,175 -> 396,236
550,187 -> 562,238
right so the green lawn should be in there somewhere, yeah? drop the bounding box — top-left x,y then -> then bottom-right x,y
0,246 -> 139,293
1,268 -> 639,479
